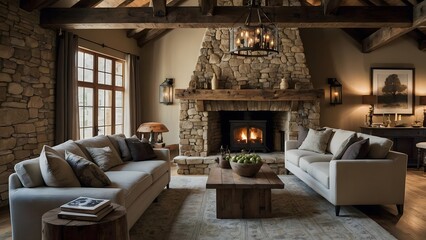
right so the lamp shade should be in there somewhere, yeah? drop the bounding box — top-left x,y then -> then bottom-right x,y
419,96 -> 426,105
137,122 -> 169,133
362,95 -> 377,105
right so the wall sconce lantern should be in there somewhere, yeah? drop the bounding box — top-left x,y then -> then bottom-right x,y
328,78 -> 342,105
159,78 -> 174,105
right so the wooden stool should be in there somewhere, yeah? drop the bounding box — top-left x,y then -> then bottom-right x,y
416,142 -> 426,171
42,203 -> 128,240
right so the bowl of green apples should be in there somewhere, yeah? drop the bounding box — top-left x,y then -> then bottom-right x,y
229,153 -> 263,177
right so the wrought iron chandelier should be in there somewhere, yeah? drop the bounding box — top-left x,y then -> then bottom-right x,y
229,0 -> 279,57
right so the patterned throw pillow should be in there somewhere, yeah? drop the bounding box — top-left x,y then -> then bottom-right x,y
65,151 -> 111,187
125,138 -> 157,161
86,146 -> 123,171
39,145 -> 80,187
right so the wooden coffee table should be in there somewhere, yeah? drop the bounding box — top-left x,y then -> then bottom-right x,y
206,164 -> 284,219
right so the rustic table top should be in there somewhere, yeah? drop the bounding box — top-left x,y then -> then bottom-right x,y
206,164 -> 284,189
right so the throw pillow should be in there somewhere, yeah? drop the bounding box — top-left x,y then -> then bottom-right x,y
331,133 -> 357,160
297,125 -> 309,147
39,145 -> 80,187
298,128 -> 333,154
341,138 -> 370,159
14,158 -> 45,188
65,151 -> 111,187
107,134 -> 133,161
86,146 -> 123,171
125,138 -> 157,161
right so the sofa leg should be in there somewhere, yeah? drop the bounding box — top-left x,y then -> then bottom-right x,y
166,184 -> 169,189
335,206 -> 341,216
396,204 -> 404,215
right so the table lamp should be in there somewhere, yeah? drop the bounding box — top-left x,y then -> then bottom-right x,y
137,122 -> 169,145
362,95 -> 377,127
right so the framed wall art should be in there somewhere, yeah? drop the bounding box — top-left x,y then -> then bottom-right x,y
371,68 -> 414,115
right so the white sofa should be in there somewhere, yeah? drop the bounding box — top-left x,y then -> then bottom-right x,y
8,135 -> 170,240
285,127 -> 407,216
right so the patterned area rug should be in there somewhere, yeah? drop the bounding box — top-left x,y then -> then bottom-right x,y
129,175 -> 395,240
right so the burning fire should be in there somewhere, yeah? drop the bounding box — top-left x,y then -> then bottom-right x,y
236,127 -> 262,144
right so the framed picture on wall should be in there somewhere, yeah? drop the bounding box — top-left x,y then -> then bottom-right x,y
371,68 -> 414,115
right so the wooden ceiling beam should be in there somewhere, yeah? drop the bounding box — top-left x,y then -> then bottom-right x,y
322,0 -> 342,15
20,0 -> 61,11
40,6 -> 413,29
72,0 -> 103,8
152,0 -> 167,17
362,1 -> 426,52
199,0 -> 217,16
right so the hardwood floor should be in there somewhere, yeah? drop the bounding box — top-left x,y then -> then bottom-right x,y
0,169 -> 425,240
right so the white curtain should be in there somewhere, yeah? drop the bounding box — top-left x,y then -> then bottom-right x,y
55,32 -> 79,144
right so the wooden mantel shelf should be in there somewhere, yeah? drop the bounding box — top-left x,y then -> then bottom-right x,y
175,89 -> 324,101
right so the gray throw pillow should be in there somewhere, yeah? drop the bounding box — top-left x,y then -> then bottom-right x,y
125,138 -> 157,161
107,134 -> 133,161
332,134 -> 356,160
341,138 -> 370,159
297,125 -> 309,147
298,129 -> 333,154
86,146 -> 123,171
65,151 -> 111,187
14,158 -> 45,188
39,145 -> 80,187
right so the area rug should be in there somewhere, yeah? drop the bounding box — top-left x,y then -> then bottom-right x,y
129,175 -> 395,240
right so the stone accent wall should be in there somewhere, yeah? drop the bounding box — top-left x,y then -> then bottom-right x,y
0,0 -> 56,207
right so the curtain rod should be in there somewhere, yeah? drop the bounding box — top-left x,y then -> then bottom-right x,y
79,36 -> 131,55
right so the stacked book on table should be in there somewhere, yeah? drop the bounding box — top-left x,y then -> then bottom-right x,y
58,197 -> 113,221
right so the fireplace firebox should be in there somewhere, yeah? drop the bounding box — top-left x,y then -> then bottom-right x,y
230,120 -> 267,152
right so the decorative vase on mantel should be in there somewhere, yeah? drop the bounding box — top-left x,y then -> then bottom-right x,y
280,78 -> 289,90
211,74 -> 218,90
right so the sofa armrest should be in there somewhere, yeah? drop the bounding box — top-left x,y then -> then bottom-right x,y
285,140 -> 299,151
329,151 -> 407,205
154,148 -> 171,162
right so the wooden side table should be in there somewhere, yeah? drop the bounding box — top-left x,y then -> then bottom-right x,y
42,203 -> 128,240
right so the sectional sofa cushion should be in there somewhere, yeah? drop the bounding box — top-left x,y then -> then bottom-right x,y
299,128 -> 333,153
297,126 -> 309,147
39,145 -> 81,187
341,138 -> 370,159
104,171 -> 153,207
65,151 -> 111,187
109,160 -> 168,182
125,138 -> 157,161
357,133 -> 393,159
307,162 -> 330,189
107,134 -> 133,161
86,146 -> 123,171
285,149 -> 320,167
14,158 -> 44,188
299,155 -> 333,172
52,140 -> 87,159
331,133 -> 357,160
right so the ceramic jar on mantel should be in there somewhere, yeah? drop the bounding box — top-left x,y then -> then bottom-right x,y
211,74 -> 218,90
280,78 -> 289,90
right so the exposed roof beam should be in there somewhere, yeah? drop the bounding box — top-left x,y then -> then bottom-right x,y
152,0 -> 167,17
322,0 -> 342,15
362,1 -> 426,52
137,29 -> 171,46
199,0 -> 217,16
72,0 -> 103,8
40,6 -> 413,29
20,0 -> 61,11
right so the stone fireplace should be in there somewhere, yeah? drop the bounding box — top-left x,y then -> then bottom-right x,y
175,26 -> 322,158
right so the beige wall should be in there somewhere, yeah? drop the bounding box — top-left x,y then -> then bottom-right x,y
300,29 -> 426,131
140,29 -> 206,144
71,29 -> 141,60
140,28 -> 426,145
